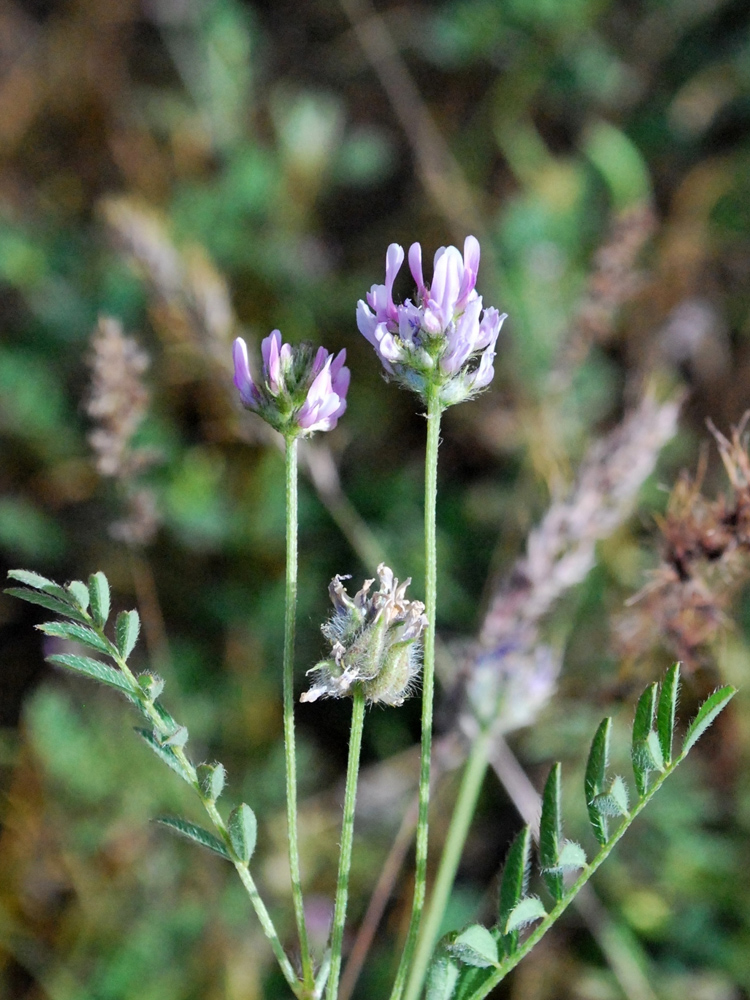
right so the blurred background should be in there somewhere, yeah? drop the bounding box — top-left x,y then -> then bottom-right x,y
1,0 -> 750,997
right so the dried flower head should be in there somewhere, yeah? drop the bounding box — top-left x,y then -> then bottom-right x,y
86,316 -> 161,546
233,331 -> 349,437
356,237 -> 506,406
300,564 -> 428,706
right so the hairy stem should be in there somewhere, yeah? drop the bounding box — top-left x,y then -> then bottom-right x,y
390,387 -> 443,1000
404,727 -> 493,1000
284,436 -> 314,989
326,687 -> 367,1000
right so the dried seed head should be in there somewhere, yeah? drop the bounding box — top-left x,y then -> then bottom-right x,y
301,564 -> 428,706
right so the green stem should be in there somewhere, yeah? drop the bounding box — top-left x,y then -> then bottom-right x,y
464,761 -> 684,1000
404,728 -> 493,1000
109,653 -> 302,996
283,436 -> 314,990
326,687 -> 367,1000
390,388 -> 443,1000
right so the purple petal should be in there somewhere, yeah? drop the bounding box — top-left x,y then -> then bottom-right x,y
312,345 -> 329,376
408,243 -> 427,300
262,330 -> 282,392
232,337 -> 259,408
430,246 -> 463,328
476,308 -> 506,352
469,343 -> 496,390
441,297 -> 483,373
456,235 -> 481,310
385,243 -> 405,322
357,300 -> 379,345
330,349 -> 350,399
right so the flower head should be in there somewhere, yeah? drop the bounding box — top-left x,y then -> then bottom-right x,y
300,564 -> 428,706
233,332 -> 349,437
357,237 -> 506,406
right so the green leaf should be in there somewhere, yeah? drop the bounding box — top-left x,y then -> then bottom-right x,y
197,762 -> 226,801
161,725 -> 188,748
228,803 -> 257,864
556,840 -> 586,872
681,685 -> 737,757
156,816 -> 230,859
65,580 -> 90,611
116,609 -> 140,660
447,926 -> 499,969
585,717 -> 611,845
540,762 -> 564,900
504,896 -> 546,933
7,569 -> 68,598
46,653 -> 134,695
88,572 -> 110,628
138,673 -> 165,701
136,727 -> 194,784
498,825 -> 532,954
657,663 -> 680,766
593,776 -> 629,818
425,952 -> 460,1000
37,620 -> 112,655
632,683 -> 658,795
5,587 -> 89,623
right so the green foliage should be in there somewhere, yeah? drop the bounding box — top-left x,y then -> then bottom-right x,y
227,803 -> 257,864
423,667 -> 736,1000
156,816 -> 231,860
116,609 -> 141,660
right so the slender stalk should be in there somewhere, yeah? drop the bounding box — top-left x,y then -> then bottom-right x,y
326,687 -> 367,1000
404,727 -> 493,1000
390,387 -> 443,1000
464,761 -> 685,1000
283,435 -> 314,989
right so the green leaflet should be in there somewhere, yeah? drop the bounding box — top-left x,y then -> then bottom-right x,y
88,571 -> 111,628
540,763 -> 563,900
197,762 -> 226,802
228,803 -> 257,864
585,717 -> 612,845
138,673 -> 165,701
498,825 -> 532,954
156,816 -> 230,860
447,926 -> 498,969
136,727 -> 194,784
7,568 -> 68,598
632,682 -> 658,795
682,685 -> 737,756
657,662 -> 680,766
46,652 -> 134,695
37,620 -> 112,656
504,896 -> 546,934
116,609 -> 141,660
65,580 -> 90,611
5,587 -> 89,623
425,952 -> 461,1000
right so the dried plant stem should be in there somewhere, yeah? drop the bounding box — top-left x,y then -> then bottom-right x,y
404,727 -> 494,1000
390,388 -> 443,1000
326,687 -> 367,1000
283,436 -> 314,991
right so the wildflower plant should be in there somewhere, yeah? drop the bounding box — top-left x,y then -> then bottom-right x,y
5,235 -> 738,1000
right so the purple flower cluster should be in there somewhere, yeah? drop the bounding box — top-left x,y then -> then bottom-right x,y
357,236 -> 506,406
233,331 -> 349,437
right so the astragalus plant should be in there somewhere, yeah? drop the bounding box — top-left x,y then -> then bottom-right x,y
7,236 -> 736,1000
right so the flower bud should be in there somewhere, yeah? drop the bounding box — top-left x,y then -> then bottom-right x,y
301,564 -> 428,706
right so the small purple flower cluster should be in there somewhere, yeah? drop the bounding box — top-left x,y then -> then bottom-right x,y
356,236 -> 506,406
233,331 -> 349,437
